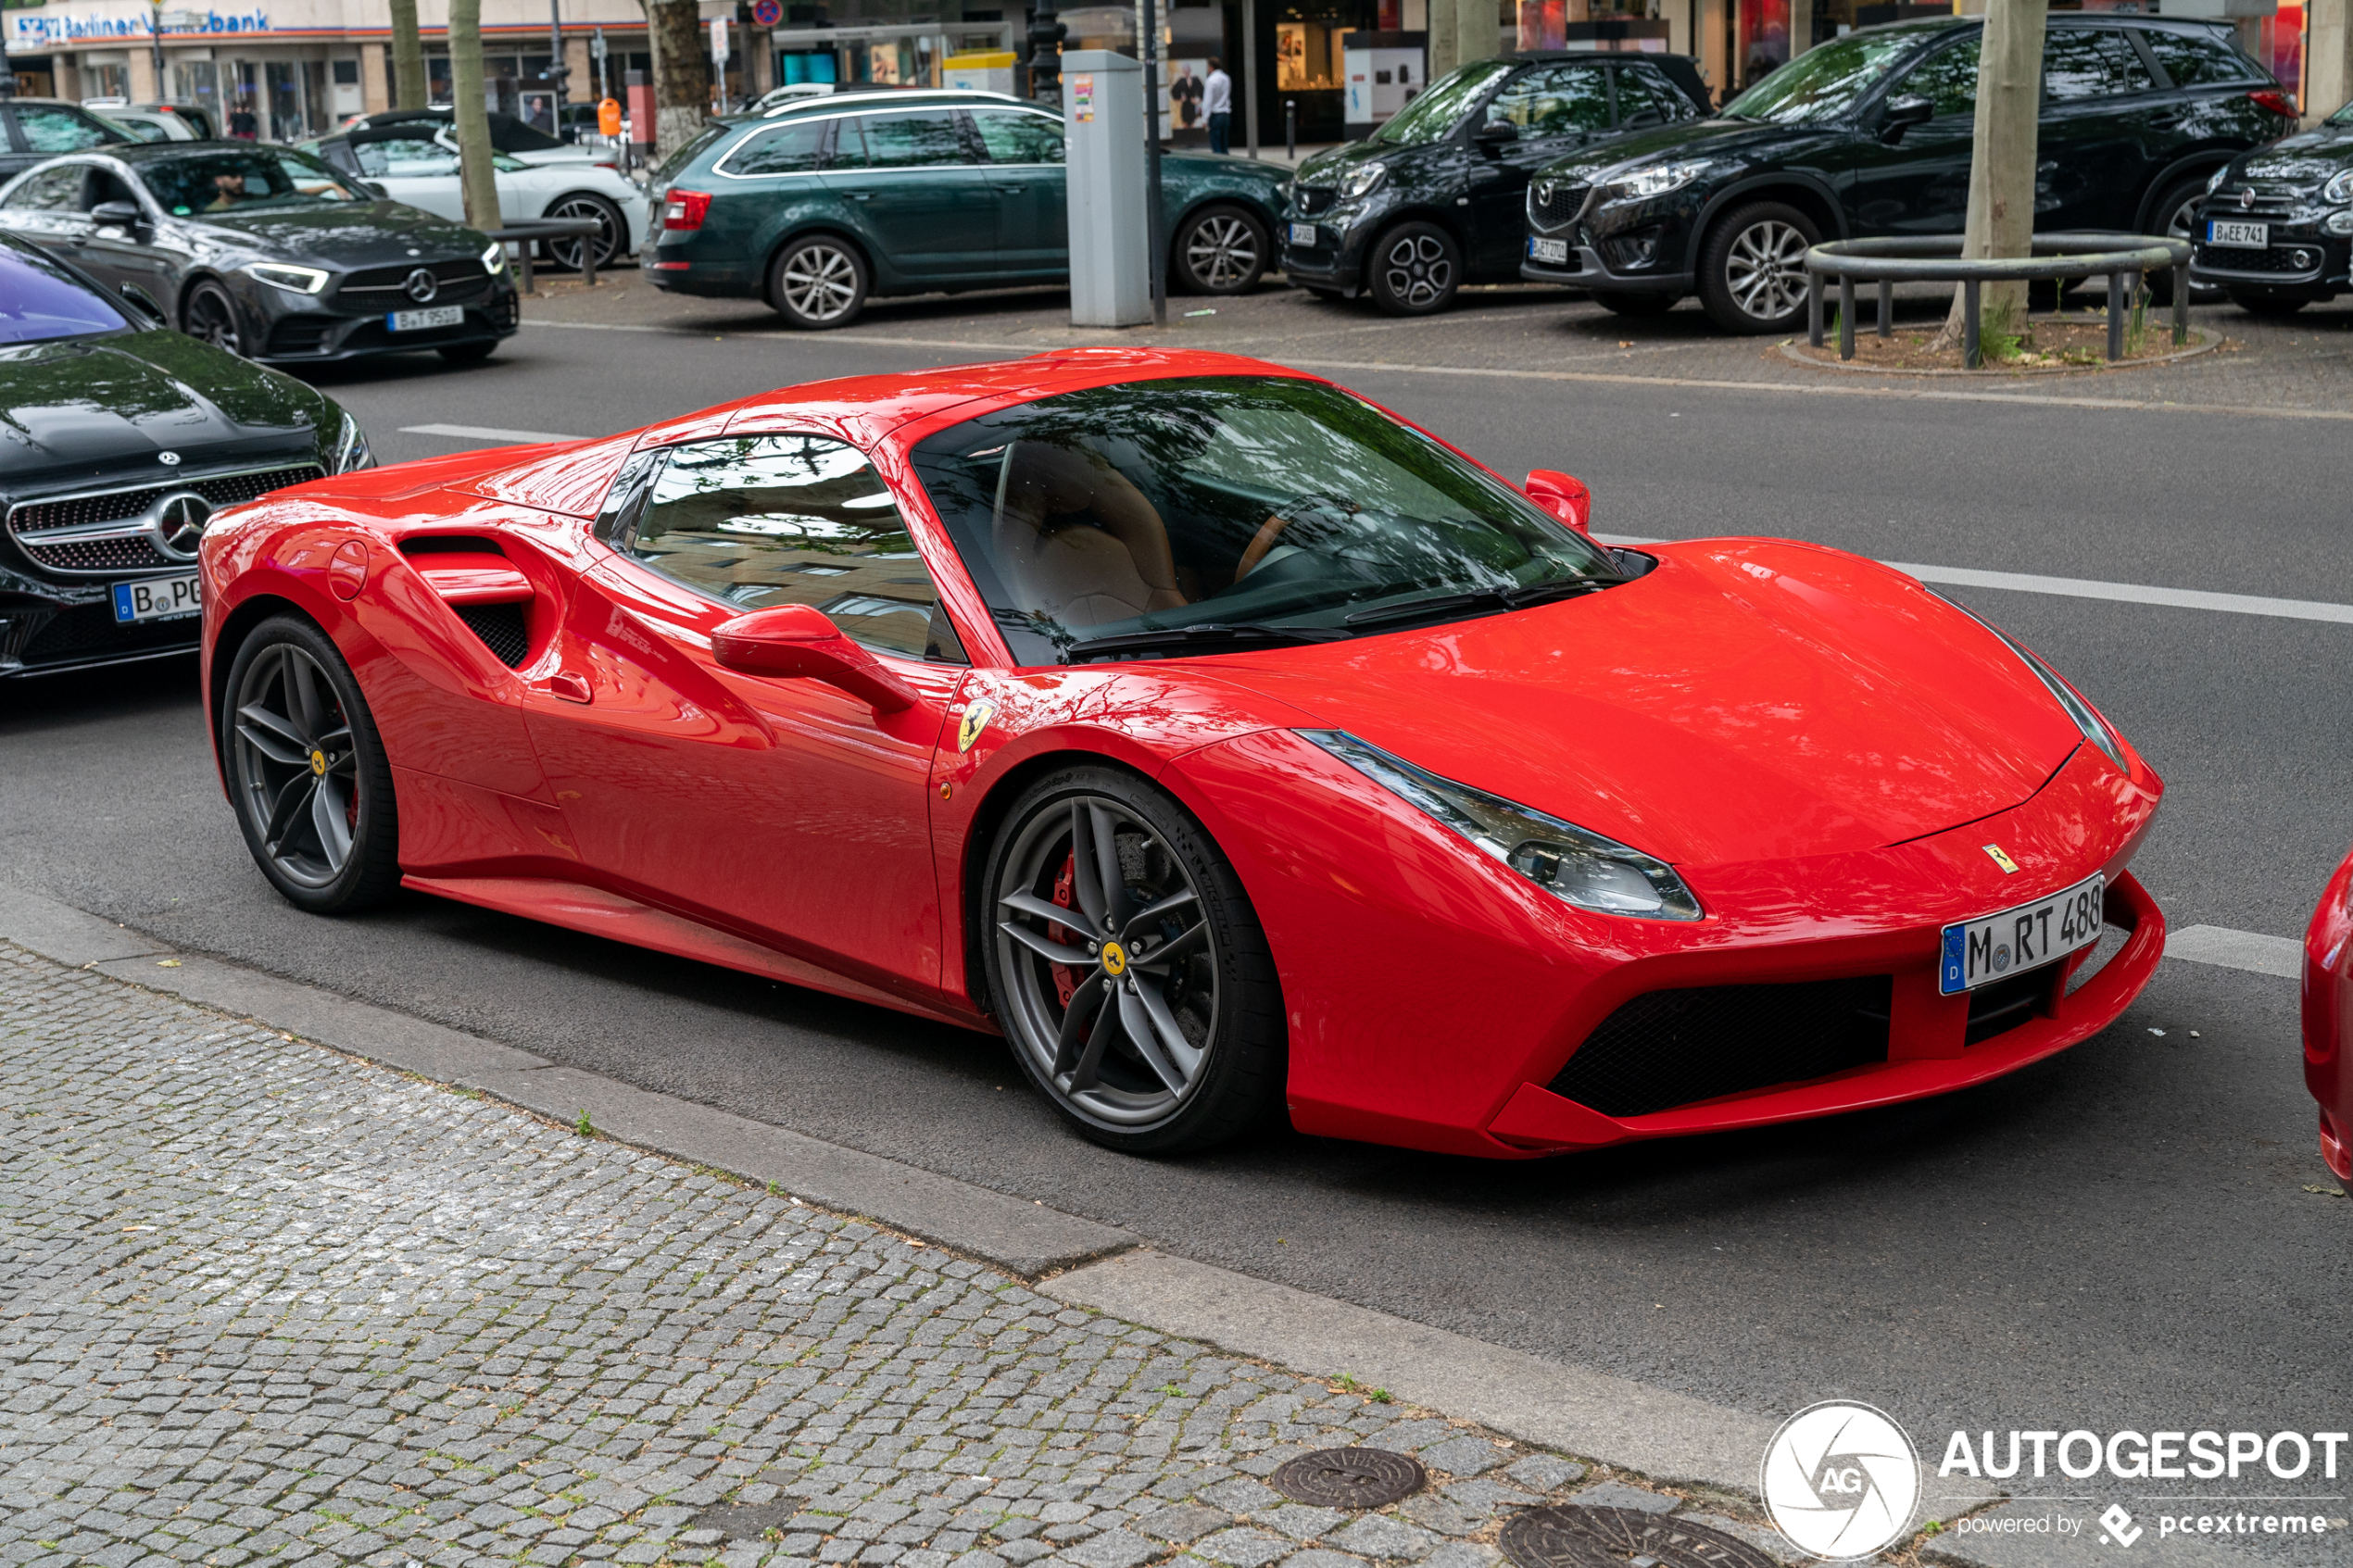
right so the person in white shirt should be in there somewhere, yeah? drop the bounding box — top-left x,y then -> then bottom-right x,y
1202,58 -> 1232,155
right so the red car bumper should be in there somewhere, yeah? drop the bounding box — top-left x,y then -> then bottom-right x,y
2303,849 -> 2353,1183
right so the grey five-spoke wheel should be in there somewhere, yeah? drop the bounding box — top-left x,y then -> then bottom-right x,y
182,280 -> 245,356
223,616 -> 400,913
985,767 -> 1284,1153
768,234 -> 869,330
1367,220 -> 1461,316
1698,201 -> 1818,333
545,192 -> 626,271
1176,204 -> 1267,294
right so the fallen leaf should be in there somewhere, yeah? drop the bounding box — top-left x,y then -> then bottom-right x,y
157,959 -> 181,968
2305,1184 -> 2347,1198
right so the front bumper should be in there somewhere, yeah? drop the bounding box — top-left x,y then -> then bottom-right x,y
1278,205 -> 1378,295
248,276 -> 521,365
1523,184 -> 1696,295
2189,227 -> 2348,298
1520,243 -> 1694,295
1,577 -> 200,677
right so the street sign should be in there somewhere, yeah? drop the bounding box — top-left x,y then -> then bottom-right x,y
711,15 -> 729,62
751,0 -> 782,26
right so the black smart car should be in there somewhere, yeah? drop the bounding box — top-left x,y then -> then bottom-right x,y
0,141 -> 519,366
0,233 -> 371,678
2191,104 -> 2353,315
1281,51 -> 1712,315
1521,16 -> 2295,332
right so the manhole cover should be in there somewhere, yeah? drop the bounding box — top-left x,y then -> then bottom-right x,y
1270,1447 -> 1428,1509
1501,1506 -> 1777,1568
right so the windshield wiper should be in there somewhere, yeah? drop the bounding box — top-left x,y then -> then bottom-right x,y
1061,622 -> 1352,663
1341,576 -> 1611,632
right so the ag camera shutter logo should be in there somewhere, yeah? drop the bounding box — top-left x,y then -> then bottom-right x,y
1761,1401 -> 1921,1559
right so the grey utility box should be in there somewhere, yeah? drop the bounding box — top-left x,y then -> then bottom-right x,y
1063,49 -> 1150,328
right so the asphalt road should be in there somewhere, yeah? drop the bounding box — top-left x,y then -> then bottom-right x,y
6,288 -> 2350,1470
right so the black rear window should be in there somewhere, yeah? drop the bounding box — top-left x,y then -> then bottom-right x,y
2142,27 -> 2264,87
653,122 -> 734,184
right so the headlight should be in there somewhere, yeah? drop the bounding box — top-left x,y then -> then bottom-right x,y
482,240 -> 509,276
1300,730 -> 1704,921
1932,595 -> 2125,770
245,261 -> 328,295
1338,162 -> 1387,201
332,410 -> 375,474
1603,158 -> 1713,204
2207,166 -> 2231,194
2326,169 -> 2353,205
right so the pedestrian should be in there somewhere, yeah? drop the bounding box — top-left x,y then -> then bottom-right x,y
1203,57 -> 1231,155
228,104 -> 258,140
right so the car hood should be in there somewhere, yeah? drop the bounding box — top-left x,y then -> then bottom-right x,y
2233,125 -> 2353,182
1294,139 -> 1397,185
1203,539 -> 2088,868
1531,115 -> 1825,184
0,329 -> 329,492
1164,149 -> 1291,186
187,200 -> 487,265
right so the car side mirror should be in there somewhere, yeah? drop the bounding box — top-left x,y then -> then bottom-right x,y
1623,107 -> 1664,129
359,180 -> 389,199
1524,470 -> 1592,535
90,198 -> 145,232
118,282 -> 167,325
1880,94 -> 1932,142
1473,120 -> 1518,150
711,604 -> 920,713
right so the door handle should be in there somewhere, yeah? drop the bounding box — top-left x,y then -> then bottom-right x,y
999,184 -> 1027,194
842,191 -> 873,201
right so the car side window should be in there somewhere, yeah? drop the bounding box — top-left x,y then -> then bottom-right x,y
2,165 -> 88,211
725,120 -> 828,175
1896,35 -> 1982,119
972,107 -> 1067,165
17,107 -> 122,154
2042,30 -> 2154,101
1484,64 -> 1613,135
354,136 -> 459,177
624,434 -> 965,662
835,111 -> 971,170
1621,63 -> 1702,122
2142,29 -> 2259,87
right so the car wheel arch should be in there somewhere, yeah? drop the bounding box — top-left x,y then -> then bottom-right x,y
761,223 -> 878,302
1684,175 -> 1843,273
2135,152 -> 2233,232
208,591 -> 321,772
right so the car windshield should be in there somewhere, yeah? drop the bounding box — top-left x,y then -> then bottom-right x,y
909,376 -> 1621,666
0,243 -> 130,344
1370,59 -> 1515,144
138,146 -> 364,215
1720,28 -> 1931,122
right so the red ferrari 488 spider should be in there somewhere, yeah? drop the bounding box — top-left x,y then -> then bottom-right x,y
199,349 -> 2166,1157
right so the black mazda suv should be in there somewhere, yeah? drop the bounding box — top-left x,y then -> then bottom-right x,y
1521,16 -> 2294,332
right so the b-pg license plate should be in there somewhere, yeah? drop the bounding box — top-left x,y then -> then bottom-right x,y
1939,872 -> 2105,995
2207,219 -> 2268,248
388,305 -> 465,332
112,573 -> 200,623
1287,221 -> 1318,247
1529,235 -> 1569,264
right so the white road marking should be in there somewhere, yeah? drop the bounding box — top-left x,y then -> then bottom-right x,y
399,422 -> 579,444
2166,924 -> 2303,979
1597,534 -> 2353,626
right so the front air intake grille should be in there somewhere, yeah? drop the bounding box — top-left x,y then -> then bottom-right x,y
341,257 -> 491,295
455,602 -> 530,667
1529,182 -> 1590,230
2197,243 -> 2320,275
6,464 -> 323,574
19,601 -> 200,666
1291,186 -> 1337,217
1965,966 -> 2054,1045
1549,976 -> 1894,1118
266,317 -> 337,356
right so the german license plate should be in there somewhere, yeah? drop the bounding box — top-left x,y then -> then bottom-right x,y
1938,872 -> 2104,996
387,305 -> 465,332
1287,221 -> 1318,246
2207,219 -> 2267,247
1529,235 -> 1569,264
112,573 -> 200,623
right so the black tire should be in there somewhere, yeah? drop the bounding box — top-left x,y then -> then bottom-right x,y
543,191 -> 628,271
1596,290 -> 1680,317
1696,200 -> 1818,334
221,614 -> 401,914
2228,287 -> 2308,318
982,765 -> 1285,1155
2145,176 -> 2222,307
1174,203 -> 1269,295
767,232 -> 870,330
181,278 -> 246,356
1365,220 -> 1462,316
437,340 -> 497,364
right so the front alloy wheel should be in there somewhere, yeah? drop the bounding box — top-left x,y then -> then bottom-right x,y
1367,221 -> 1460,315
1699,201 -> 1818,333
987,768 -> 1283,1153
182,280 -> 245,356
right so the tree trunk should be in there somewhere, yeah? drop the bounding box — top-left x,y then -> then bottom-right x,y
1456,0 -> 1496,71
2308,0 -> 2352,127
1428,0 -> 1460,83
387,0 -> 427,110
648,0 -> 710,161
1935,0 -> 2046,346
447,0 -> 502,234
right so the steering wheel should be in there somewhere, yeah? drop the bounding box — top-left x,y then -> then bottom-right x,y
1233,492 -> 1360,584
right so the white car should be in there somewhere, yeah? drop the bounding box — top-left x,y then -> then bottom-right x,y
312,131 -> 648,271
91,107 -> 202,142
339,107 -> 606,169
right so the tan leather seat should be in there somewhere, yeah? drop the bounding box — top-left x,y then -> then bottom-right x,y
990,441 -> 1186,629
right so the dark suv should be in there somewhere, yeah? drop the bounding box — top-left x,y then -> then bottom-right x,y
1521,17 -> 2294,332
1280,51 -> 1711,315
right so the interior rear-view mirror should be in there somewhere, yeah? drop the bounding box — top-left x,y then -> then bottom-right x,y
1524,470 -> 1592,535
711,604 -> 919,713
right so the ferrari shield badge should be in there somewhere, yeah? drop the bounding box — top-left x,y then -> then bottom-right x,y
1982,843 -> 2020,874
957,699 -> 998,754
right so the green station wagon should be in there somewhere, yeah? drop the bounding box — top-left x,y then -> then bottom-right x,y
642,89 -> 1291,328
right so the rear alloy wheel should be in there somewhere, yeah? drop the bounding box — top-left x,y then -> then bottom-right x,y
986,767 -> 1285,1154
1366,220 -> 1462,315
2148,177 -> 2222,307
182,279 -> 245,356
768,234 -> 869,330
1698,201 -> 1818,333
544,192 -> 627,271
223,615 -> 401,913
1175,203 -> 1268,294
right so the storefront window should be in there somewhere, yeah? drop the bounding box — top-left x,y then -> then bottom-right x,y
173,58 -> 220,119
1277,20 -> 1351,90
1738,0 -> 1789,88
265,59 -> 304,140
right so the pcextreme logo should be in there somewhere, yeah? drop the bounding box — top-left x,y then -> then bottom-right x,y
1761,1400 -> 1922,1560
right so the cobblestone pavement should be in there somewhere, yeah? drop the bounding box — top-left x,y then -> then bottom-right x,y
0,945 -> 1790,1568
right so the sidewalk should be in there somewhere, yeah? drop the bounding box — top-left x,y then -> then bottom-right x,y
0,942 -> 1794,1568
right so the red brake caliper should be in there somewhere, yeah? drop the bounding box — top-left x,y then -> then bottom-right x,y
1048,851 -> 1081,1008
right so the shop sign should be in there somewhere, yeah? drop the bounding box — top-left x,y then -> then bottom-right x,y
10,3 -> 267,40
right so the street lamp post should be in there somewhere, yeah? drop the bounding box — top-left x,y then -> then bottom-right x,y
547,0 -> 571,132
1027,0 -> 1066,108
0,34 -> 14,100
149,3 -> 168,106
